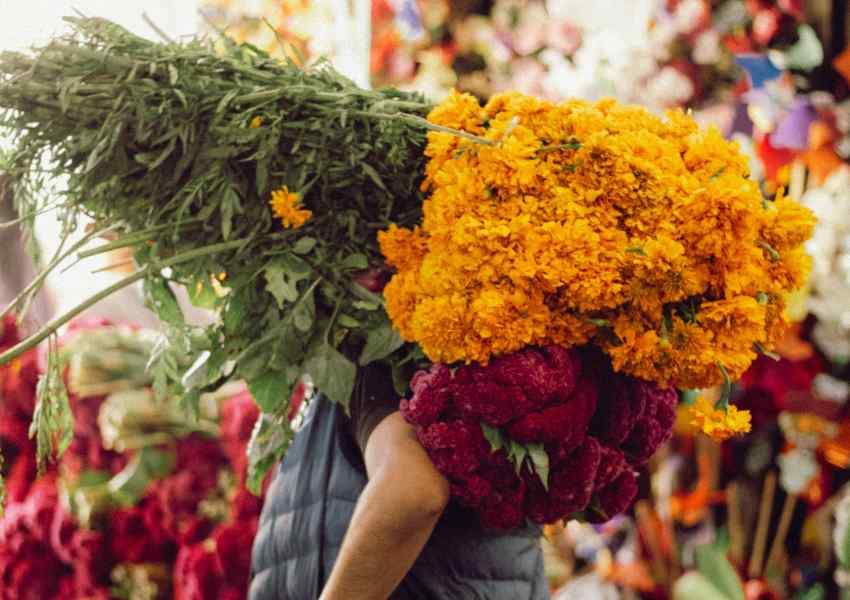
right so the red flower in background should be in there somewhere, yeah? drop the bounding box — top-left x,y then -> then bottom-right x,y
174,520 -> 259,600
60,395 -> 126,479
0,478 -> 71,600
221,391 -> 261,483
109,501 -> 171,563
1,315 -> 265,600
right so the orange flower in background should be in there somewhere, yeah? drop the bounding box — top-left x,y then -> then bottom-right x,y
269,186 -> 311,229
688,397 -> 752,441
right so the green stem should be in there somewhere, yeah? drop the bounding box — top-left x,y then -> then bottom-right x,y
76,219 -> 203,259
538,142 -> 581,153
758,241 -> 781,262
356,111 -> 494,146
0,239 -> 245,365
0,199 -> 64,229
715,362 -> 731,411
0,223 -> 118,320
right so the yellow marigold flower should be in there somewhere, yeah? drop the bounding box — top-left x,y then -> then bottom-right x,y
250,116 -> 263,128
688,397 -> 752,441
269,186 -> 311,229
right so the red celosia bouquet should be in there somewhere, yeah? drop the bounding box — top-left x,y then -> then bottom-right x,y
401,345 -> 676,529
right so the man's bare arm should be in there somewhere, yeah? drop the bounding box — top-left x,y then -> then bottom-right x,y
319,412 -> 450,600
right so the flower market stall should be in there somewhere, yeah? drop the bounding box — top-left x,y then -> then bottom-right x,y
0,1 -> 849,599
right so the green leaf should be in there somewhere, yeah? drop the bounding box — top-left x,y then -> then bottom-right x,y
352,299 -> 380,311
181,350 -> 211,391
359,322 -> 404,365
304,343 -> 356,407
108,446 -> 175,506
248,368 -> 298,413
391,360 -> 415,397
264,261 -> 298,307
246,412 -> 294,494
673,572 -> 733,600
291,236 -> 317,255
337,314 -> 361,328
507,440 -> 528,475
143,277 -> 184,329
527,443 -> 550,490
481,423 -> 505,452
794,584 -> 825,600
224,289 -> 248,334
188,275 -> 218,309
220,186 -> 241,241
292,286 -> 315,332
263,256 -> 310,309
340,253 -> 369,271
783,24 -> 823,71
361,163 -> 388,192
275,323 -> 307,363
30,342 -> 74,472
695,542 -> 745,600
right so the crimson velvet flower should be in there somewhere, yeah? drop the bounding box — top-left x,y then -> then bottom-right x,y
220,390 -> 261,483
0,478 -> 72,600
402,345 -> 676,528
60,394 -> 127,479
173,521 -> 259,600
109,501 -> 171,563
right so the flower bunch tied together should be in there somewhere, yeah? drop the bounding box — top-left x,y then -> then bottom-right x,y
381,90 -> 814,449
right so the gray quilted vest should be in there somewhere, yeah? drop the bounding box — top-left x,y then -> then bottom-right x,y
249,395 -> 549,600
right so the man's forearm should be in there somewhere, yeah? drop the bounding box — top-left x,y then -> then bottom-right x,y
319,470 -> 443,599
319,413 -> 449,600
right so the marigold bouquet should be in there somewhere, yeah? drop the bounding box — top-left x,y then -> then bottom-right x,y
381,90 -> 815,391
0,18 -> 813,525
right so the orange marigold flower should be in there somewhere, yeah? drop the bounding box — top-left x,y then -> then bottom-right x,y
269,186 -> 311,229
380,91 -> 814,387
688,397 -> 752,441
760,188 -> 817,251
250,116 -> 264,128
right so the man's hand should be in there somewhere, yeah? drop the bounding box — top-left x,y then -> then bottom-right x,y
319,412 -> 449,600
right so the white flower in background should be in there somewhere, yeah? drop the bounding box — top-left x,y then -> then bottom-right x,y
730,133 -> 765,181
672,0 -> 706,35
812,372 -> 850,404
645,66 -> 695,109
546,0 -> 654,37
777,447 -> 818,494
802,168 -> 850,363
693,29 -> 722,65
546,0 -> 703,109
